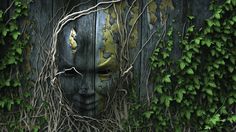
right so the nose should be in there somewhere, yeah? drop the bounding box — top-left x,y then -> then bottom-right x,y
69,67 -> 96,116
75,73 -> 95,95
78,87 -> 96,97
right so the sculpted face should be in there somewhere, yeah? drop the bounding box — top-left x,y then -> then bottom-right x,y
58,12 -> 118,116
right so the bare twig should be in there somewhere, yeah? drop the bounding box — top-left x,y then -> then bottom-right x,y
4,1 -> 14,14
55,67 -> 83,77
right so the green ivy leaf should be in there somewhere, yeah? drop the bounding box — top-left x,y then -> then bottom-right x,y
187,25 -> 195,32
228,115 -> 236,123
16,48 -> 22,55
228,66 -> 234,73
143,111 -> 154,119
206,89 -> 213,96
155,85 -> 163,94
12,31 -> 21,40
230,56 -> 235,64
26,104 -> 33,111
188,16 -> 195,20
5,79 -> 11,86
203,39 -> 212,47
214,13 -> 221,19
205,125 -> 211,130
15,98 -> 21,105
24,92 -> 31,98
180,61 -> 186,70
204,27 -> 211,34
207,20 -> 214,27
228,97 -> 235,105
187,52 -> 193,58
185,111 -> 191,120
196,110 -> 205,117
7,100 -> 14,111
33,126 -> 40,132
176,89 -> 186,103
15,8 -> 22,13
213,63 -> 219,69
214,20 -> 221,27
233,16 -> 236,22
195,37 -> 201,45
162,52 -> 169,59
187,68 -> 194,75
2,28 -> 9,36
185,56 -> 191,63
0,11 -> 3,18
221,35 -> 227,42
163,75 -> 171,83
167,28 -> 173,36
232,75 -> 236,81
8,57 -> 16,64
10,23 -> 18,31
209,114 -> 221,126
208,82 -> 217,88
14,1 -> 22,6
0,101 -> 5,108
13,80 -> 21,87
165,96 -> 172,107
232,0 -> 236,6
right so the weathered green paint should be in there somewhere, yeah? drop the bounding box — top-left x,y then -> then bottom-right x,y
147,0 -> 158,27
160,0 -> 175,24
129,1 -> 140,48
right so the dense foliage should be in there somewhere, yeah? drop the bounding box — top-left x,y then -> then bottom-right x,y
0,0 -> 31,130
143,0 -> 236,131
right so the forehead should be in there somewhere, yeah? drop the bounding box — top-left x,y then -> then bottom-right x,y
58,9 -> 118,71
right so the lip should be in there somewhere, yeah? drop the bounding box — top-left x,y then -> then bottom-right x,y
72,94 -> 101,115
75,100 -> 99,110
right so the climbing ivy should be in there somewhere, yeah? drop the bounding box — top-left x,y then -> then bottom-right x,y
127,0 -> 236,131
0,0 -> 31,130
148,0 -> 236,131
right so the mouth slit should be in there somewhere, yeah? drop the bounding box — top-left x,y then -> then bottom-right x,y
74,100 -> 99,111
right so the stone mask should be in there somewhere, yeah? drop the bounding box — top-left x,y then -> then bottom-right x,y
57,12 -> 118,116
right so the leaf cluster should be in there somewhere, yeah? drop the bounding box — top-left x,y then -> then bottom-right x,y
129,0 -> 236,131
0,0 -> 32,130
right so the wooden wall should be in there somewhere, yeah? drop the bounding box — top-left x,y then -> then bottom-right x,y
28,0 -> 213,114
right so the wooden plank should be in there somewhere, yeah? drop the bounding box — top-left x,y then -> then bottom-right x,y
168,0 -> 184,60
74,0 -> 96,116
0,0 -> 8,10
29,0 -> 53,81
140,0 -> 152,102
0,0 -> 10,58
138,0 -> 213,103
95,0 -> 107,115
190,0 -> 212,28
139,0 -> 183,101
56,0 -> 74,70
55,0 -> 97,116
128,0 -> 143,101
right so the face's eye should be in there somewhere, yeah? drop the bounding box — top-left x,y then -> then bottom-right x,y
68,28 -> 78,52
97,69 -> 111,75
97,69 -> 111,80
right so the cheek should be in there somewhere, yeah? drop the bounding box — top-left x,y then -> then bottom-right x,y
95,75 -> 113,95
95,71 -> 119,96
